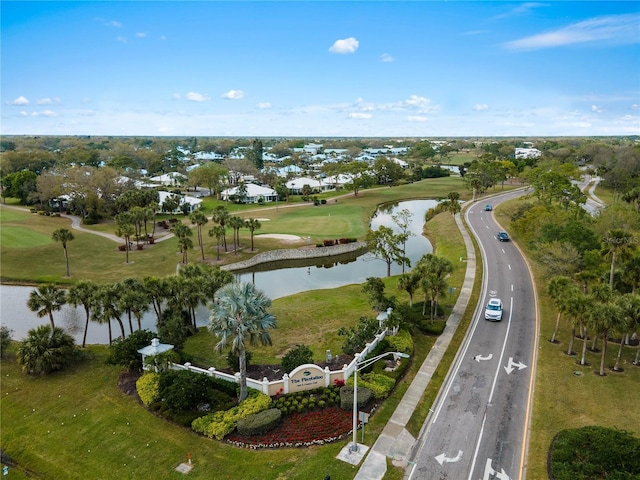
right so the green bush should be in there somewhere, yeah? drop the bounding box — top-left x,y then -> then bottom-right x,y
419,319 -> 447,335
339,385 -> 372,410
192,392 -> 272,440
281,344 -> 314,374
136,373 -> 160,406
237,408 -> 282,436
358,372 -> 396,399
385,329 -> 413,354
108,329 -> 155,371
550,426 -> 640,480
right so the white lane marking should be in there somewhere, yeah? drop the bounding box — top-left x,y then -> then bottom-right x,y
504,358 -> 528,374
508,264 -> 512,270
435,450 -> 463,465
474,354 -> 493,362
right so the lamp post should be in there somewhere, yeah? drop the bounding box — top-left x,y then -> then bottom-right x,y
350,351 -> 410,452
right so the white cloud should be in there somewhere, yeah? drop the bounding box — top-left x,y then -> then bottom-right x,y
473,104 -> 489,111
172,93 -> 182,100
631,104 -> 639,110
9,96 -> 29,105
393,95 -> 437,113
106,20 -> 122,28
185,92 -> 211,102
256,102 -> 271,109
329,37 -> 359,54
504,13 -> 640,51
591,105 -> 604,113
136,32 -> 146,38
493,2 -> 547,20
32,110 -> 57,117
37,97 -> 61,105
222,90 -> 245,100
380,53 -> 394,62
407,116 -> 428,122
160,35 -> 167,41
348,112 -> 372,119
116,36 -> 127,44
18,111 -> 28,117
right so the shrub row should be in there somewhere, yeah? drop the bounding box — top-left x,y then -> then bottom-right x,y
192,391 -> 272,440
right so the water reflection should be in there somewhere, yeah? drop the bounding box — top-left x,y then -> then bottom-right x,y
0,199 -> 439,343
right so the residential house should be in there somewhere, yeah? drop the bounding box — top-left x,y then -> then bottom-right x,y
220,183 -> 278,203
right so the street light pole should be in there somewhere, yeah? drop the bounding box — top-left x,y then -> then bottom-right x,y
350,351 -> 410,453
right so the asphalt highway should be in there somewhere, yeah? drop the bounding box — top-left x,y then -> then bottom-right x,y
408,190 -> 538,480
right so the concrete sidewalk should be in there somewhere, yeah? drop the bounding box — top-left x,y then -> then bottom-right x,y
351,212 -> 477,480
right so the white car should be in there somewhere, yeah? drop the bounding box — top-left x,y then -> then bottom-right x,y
484,298 -> 503,321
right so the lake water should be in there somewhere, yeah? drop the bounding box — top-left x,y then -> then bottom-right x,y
0,199 -> 438,344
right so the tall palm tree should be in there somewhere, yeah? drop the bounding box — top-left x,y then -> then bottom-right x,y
565,292 -> 588,357
143,276 -> 167,323
547,276 -> 577,344
115,222 -> 135,264
228,215 -> 245,254
208,225 -> 226,261
398,272 -> 419,307
16,325 -> 77,375
415,254 -> 453,321
94,284 -> 126,342
52,228 -> 74,277
189,210 -> 209,260
208,282 -> 276,402
589,301 -> 622,376
578,296 -> 595,366
27,284 -> 66,329
589,283 -> 613,351
212,206 -> 230,252
614,293 -> 640,372
171,223 -> 193,264
245,218 -> 261,252
600,229 -> 635,289
66,280 -> 98,348
117,278 -> 149,334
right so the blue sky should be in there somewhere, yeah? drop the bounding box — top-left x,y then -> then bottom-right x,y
2,1 -> 639,137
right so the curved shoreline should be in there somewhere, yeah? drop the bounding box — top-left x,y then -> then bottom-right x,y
220,241 -> 367,272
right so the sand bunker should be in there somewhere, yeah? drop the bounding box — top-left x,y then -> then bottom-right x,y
257,234 -> 303,241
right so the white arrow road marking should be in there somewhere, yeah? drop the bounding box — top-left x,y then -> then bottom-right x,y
474,354 -> 493,362
482,458 -> 512,480
435,450 -> 463,465
504,357 -> 528,374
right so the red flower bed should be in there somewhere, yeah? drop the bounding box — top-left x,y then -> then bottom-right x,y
226,406 -> 354,449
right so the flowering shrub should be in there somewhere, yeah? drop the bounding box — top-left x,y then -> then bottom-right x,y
333,378 -> 345,388
227,406 -> 352,448
136,373 -> 159,406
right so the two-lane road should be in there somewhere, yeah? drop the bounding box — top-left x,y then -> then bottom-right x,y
409,190 -> 538,480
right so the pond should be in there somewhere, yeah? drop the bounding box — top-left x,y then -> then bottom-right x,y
0,199 -> 439,344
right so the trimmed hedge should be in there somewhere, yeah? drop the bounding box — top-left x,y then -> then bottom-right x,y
357,372 -> 396,399
237,408 -> 282,436
339,385 -> 372,410
385,329 -> 413,354
549,426 -> 640,480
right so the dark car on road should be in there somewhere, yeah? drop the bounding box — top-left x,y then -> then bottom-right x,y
496,231 -> 510,242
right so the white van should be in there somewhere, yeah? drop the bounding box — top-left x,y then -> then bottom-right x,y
484,298 -> 503,321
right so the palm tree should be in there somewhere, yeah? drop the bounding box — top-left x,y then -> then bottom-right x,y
27,284 -> 66,329
143,276 -> 167,323
578,295 -> 595,366
208,225 -> 226,261
589,284 -> 613,352
398,272 -> 419,307
245,218 -> 261,252
564,292 -> 588,357
66,280 -> 98,348
547,276 -> 578,344
189,210 -> 209,260
613,293 -> 640,372
16,325 -> 77,375
171,223 -> 193,264
94,284 -> 126,342
52,228 -> 74,277
600,229 -> 635,289
115,221 -> 135,264
117,278 -> 149,334
212,206 -> 230,252
208,282 -> 276,402
228,215 -> 245,254
415,254 -> 453,321
589,301 -> 622,376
